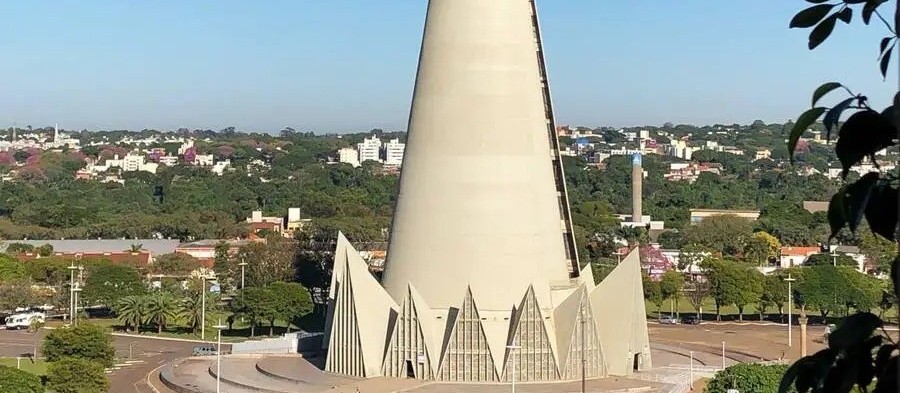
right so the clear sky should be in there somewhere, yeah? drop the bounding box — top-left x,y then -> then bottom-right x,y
0,1 -> 894,133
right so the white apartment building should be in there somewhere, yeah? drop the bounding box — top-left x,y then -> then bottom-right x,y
357,136 -> 382,163
194,154 -> 214,166
383,139 -> 406,166
211,160 -> 231,176
89,154 -> 158,174
338,148 -> 361,167
158,155 -> 179,166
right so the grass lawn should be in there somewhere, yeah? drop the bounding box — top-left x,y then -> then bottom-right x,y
0,357 -> 48,376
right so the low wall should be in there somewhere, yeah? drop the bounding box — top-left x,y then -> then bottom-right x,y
231,332 -> 323,355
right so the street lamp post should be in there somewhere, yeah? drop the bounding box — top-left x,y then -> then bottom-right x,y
67,262 -> 78,323
72,284 -> 82,326
238,259 -> 247,291
689,351 -> 694,390
785,274 -> 796,348
201,275 -> 211,341
214,319 -> 227,393
506,342 -> 520,393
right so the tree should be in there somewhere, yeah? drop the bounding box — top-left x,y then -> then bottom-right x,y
181,291 -> 218,334
232,286 -> 278,337
151,252 -> 202,276
702,259 -> 745,321
685,280 -> 710,318
35,244 -> 53,257
743,235 -> 771,266
0,254 -> 25,282
238,237 -> 296,287
114,295 -> 146,333
144,291 -> 180,334
81,263 -> 145,307
659,271 -> 685,318
763,274 -> 790,319
804,253 -> 857,268
681,215 -> 755,257
641,273 -> 664,316
782,2 -> 899,390
268,281 -> 314,333
5,243 -> 34,254
47,357 -> 108,393
42,324 -> 115,367
796,265 -> 850,319
733,268 -> 764,321
0,282 -> 36,312
858,231 -> 897,273
0,365 -> 43,393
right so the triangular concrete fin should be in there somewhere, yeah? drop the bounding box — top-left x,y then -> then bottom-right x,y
322,231 -> 351,350
436,287 -> 499,382
580,263 -> 596,291
345,241 -> 398,377
382,283 -> 435,379
552,285 -> 585,374
325,257 -> 365,376
407,283 -> 437,367
589,247 -> 651,375
502,285 -> 559,382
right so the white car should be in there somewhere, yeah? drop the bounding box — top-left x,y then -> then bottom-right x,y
658,315 -> 679,324
4,312 -> 45,330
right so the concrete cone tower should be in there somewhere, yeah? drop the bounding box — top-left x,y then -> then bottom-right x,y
381,0 -> 579,315
324,0 -> 651,382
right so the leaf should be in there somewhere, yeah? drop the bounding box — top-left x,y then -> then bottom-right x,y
880,37 -> 893,56
881,105 -> 895,128
837,7 -> 853,23
824,97 -> 857,137
828,312 -> 883,351
834,110 -> 897,177
874,344 -> 896,374
789,107 -> 826,162
812,82 -> 843,107
844,172 -> 880,233
791,4 -> 837,28
780,357 -> 806,393
862,0 -> 887,24
809,14 -> 839,50
864,184 -> 899,240
828,189 -> 848,240
880,46 -> 892,79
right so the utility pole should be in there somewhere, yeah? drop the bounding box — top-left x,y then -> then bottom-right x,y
201,276 -> 208,340
214,319 -> 227,393
239,258 -> 247,291
68,262 -> 78,323
785,274 -> 796,348
721,341 -> 726,369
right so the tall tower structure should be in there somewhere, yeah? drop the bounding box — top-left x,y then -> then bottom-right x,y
631,153 -> 643,223
323,0 -> 651,382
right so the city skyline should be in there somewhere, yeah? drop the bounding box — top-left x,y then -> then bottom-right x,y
0,0 -> 894,133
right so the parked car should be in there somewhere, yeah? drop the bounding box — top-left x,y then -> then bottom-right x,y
682,315 -> 701,325
192,345 -> 218,357
658,315 -> 679,324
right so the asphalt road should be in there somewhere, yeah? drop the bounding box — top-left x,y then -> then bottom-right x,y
0,329 -> 228,393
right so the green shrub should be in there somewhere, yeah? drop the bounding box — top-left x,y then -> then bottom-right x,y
41,324 -> 115,368
705,363 -> 795,393
46,358 -> 107,393
0,364 -> 43,393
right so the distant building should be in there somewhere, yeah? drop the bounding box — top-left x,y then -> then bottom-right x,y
175,239 -> 257,268
357,135 -> 382,163
194,154 -> 214,166
383,139 -> 406,166
779,246 -> 820,268
754,149 -> 771,161
802,201 -> 829,213
338,148 -> 360,167
689,209 -> 760,224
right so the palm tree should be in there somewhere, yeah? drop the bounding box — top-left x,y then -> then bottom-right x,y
144,291 -> 180,334
115,295 -> 146,333
128,244 -> 143,253
182,292 -> 218,334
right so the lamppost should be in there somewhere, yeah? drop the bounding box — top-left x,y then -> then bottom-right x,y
689,351 -> 694,390
506,342 -> 520,393
238,258 -> 247,291
72,283 -> 82,326
201,275 -> 213,340
214,319 -> 227,393
67,262 -> 78,323
785,274 -> 796,348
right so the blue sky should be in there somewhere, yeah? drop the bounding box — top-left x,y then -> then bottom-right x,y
0,1 -> 894,133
